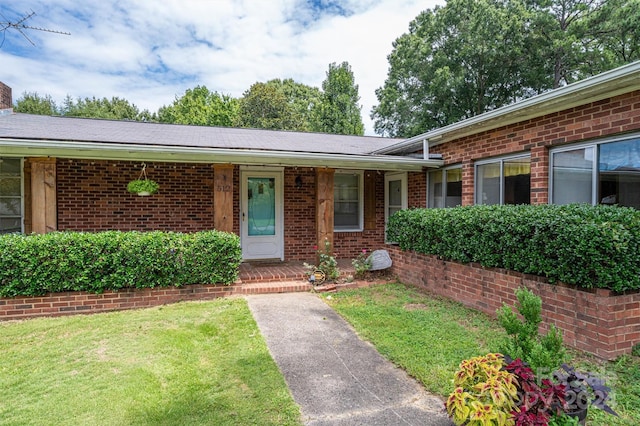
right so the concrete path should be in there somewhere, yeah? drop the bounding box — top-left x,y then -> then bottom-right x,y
246,292 -> 453,426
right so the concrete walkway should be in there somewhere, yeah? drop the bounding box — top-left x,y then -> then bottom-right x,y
246,292 -> 453,426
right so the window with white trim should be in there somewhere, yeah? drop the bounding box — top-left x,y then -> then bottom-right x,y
334,170 -> 363,231
550,135 -> 640,208
428,166 -> 462,207
0,158 -> 23,234
475,154 -> 530,205
384,172 -> 407,242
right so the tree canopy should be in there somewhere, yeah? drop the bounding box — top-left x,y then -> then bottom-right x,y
233,78 -> 322,132
14,92 -> 59,116
314,62 -> 364,136
157,86 -> 239,127
372,0 -> 640,137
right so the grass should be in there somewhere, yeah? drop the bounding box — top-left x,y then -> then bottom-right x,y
322,282 -> 640,426
0,298 -> 301,426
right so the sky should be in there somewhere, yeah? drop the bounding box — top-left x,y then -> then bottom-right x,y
0,0 -> 444,136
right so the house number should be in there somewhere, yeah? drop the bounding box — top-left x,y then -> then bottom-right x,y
216,185 -> 231,192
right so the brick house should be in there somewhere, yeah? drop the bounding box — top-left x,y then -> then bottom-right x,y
1,61 -> 639,264
0,83 -> 443,262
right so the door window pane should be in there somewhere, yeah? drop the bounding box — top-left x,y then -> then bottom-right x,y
247,177 -> 275,236
552,147 -> 594,205
335,173 -> 361,230
0,158 -> 22,234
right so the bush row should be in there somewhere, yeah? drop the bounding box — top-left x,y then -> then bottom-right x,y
0,230 -> 242,297
386,204 -> 640,292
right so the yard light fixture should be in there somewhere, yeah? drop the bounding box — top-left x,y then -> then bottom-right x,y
295,175 -> 303,189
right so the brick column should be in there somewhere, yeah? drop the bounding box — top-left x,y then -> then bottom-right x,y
530,145 -> 549,205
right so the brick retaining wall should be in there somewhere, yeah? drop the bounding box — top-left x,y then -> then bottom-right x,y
0,282 -> 312,321
387,245 -> 640,360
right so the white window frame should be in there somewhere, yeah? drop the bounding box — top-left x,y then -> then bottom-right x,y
334,170 -> 364,232
475,153 -> 531,205
384,172 -> 407,242
549,132 -> 640,206
0,157 -> 24,234
427,165 -> 462,208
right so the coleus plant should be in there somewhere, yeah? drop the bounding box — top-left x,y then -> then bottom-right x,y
446,353 -> 519,425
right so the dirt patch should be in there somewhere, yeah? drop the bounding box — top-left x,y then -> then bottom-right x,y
404,303 -> 429,311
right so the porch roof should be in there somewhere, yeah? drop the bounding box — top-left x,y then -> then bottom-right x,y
0,113 -> 443,171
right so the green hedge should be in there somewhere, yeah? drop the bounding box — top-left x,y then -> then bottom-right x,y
0,230 -> 242,297
387,204 -> 640,293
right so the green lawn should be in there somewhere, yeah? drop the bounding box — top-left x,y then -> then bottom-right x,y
0,299 -> 301,426
2,283 -> 637,426
322,282 -> 640,426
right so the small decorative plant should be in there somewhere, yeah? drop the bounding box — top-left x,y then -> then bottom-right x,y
504,356 -> 567,425
446,353 -> 519,426
351,249 -> 372,278
303,238 -> 340,282
127,179 -> 159,196
497,287 -> 565,374
552,364 -> 619,417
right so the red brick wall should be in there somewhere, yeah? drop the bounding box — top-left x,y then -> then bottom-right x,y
56,161 -> 389,261
284,168 -> 317,260
0,282 -> 312,321
57,160 -> 215,231
408,171 -> 426,208
387,245 -> 640,360
334,171 -> 386,258
431,90 -> 640,205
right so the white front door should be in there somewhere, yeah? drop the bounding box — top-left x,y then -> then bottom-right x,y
240,168 -> 284,260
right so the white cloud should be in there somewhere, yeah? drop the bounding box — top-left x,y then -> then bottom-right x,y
1,0 -> 443,134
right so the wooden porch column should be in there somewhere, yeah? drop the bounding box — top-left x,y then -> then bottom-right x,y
30,158 -> 57,234
316,168 -> 334,252
213,164 -> 234,233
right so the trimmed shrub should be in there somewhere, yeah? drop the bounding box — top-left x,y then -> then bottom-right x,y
387,204 -> 640,292
0,230 -> 241,297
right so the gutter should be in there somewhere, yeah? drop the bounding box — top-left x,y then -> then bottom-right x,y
0,138 -> 444,171
374,60 -> 640,155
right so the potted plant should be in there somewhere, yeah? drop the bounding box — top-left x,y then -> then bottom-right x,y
446,353 -> 519,425
552,364 -> 619,424
127,179 -> 159,196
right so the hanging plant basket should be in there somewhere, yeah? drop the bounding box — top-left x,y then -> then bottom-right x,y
127,179 -> 159,196
127,163 -> 159,196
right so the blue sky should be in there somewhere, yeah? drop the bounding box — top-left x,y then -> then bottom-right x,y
0,1 -> 442,135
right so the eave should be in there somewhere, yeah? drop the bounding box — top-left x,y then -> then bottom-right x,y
0,138 -> 443,171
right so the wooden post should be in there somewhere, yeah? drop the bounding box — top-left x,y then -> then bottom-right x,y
30,158 -> 57,234
213,164 -> 234,233
316,168 -> 334,256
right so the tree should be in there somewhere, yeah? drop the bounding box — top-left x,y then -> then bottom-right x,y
587,0 -> 640,67
314,62 -> 364,136
157,86 -> 239,127
14,92 -> 59,115
63,96 -> 141,120
372,0 -> 531,137
235,80 -> 318,131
